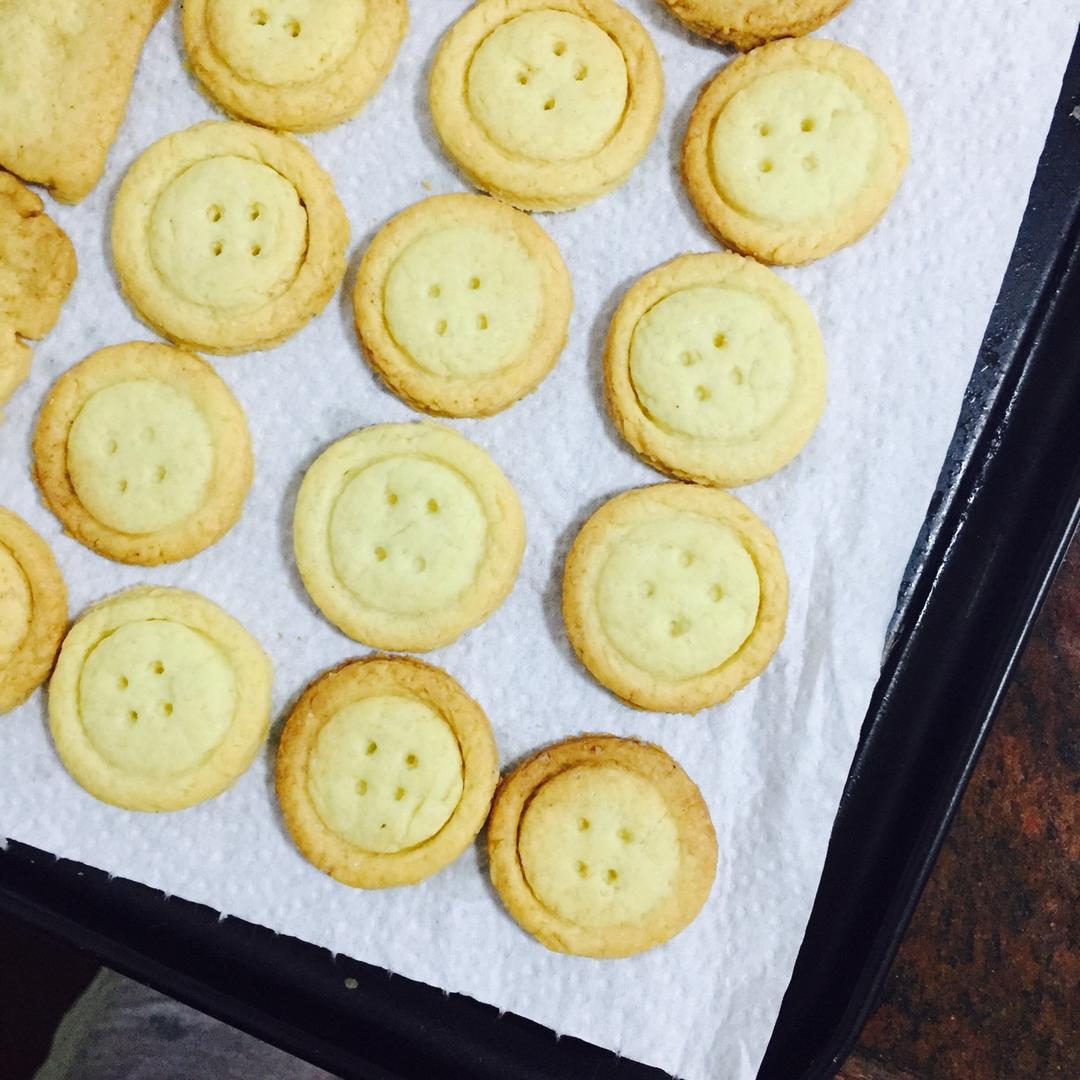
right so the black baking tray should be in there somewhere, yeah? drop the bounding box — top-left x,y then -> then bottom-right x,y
3,29 -> 1080,1080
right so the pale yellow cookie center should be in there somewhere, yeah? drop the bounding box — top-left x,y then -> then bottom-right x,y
710,68 -> 880,224
466,10 -> 628,162
306,694 -> 464,854
0,544 -> 32,671
328,456 -> 489,616
596,516 -> 760,680
77,620 -> 237,778
629,284 -> 796,440
207,0 -> 367,87
383,224 -> 542,378
149,156 -> 308,310
67,381 -> 215,536
518,764 -> 680,928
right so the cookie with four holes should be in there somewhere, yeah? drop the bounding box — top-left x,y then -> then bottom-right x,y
0,508 -> 67,715
563,484 -> 787,713
33,342 -> 253,566
605,252 -> 826,486
294,422 -> 526,652
683,38 -> 910,265
354,194 -> 572,417
429,0 -> 664,211
277,655 -> 499,888
48,586 -> 272,812
657,0 -> 853,50
183,0 -> 408,133
488,734 -> 717,957
111,121 -> 349,353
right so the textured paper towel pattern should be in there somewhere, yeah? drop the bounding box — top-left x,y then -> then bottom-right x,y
0,3 -> 1076,1077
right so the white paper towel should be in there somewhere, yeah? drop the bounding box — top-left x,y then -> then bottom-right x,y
1,3 -> 1077,1077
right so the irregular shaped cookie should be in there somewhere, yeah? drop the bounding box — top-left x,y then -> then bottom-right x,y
112,121 -> 349,353
658,0 -> 852,50
488,734 -> 717,957
0,508 -> 67,715
183,0 -> 408,132
563,484 -> 786,713
683,38 -> 910,265
354,194 -> 572,417
0,172 -> 77,415
33,342 -> 253,565
294,423 -> 525,651
429,0 -> 664,211
277,655 -> 499,888
605,252 -> 826,486
0,0 -> 167,202
49,586 -> 272,811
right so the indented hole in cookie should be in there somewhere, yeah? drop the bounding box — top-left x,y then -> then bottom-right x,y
543,98 -> 556,111
679,551 -> 694,568
605,868 -> 618,883
211,241 -> 223,256
579,817 -> 590,831
163,702 -> 173,716
618,827 -> 633,843
436,319 -> 448,336
469,276 -> 481,290
574,63 -> 587,81
106,438 -> 118,454
576,860 -> 588,878
155,465 -> 167,482
386,491 -> 398,505
356,778 -> 368,796
394,786 -> 406,801
118,479 -> 128,493
285,18 -> 301,37
714,332 -> 727,349
144,426 -> 156,442
710,584 -> 724,602
694,385 -> 711,402
366,740 -> 378,755
759,159 -> 774,174
553,41 -> 566,55
251,8 -> 268,26
670,617 -> 689,638
405,753 -> 418,769
414,556 -> 426,572
250,243 -> 262,257
731,367 -> 744,385
128,710 -> 139,723
758,122 -> 772,137
680,351 -> 696,367
118,676 -> 129,690
517,71 -> 529,85
152,660 -> 165,675
374,546 -> 388,562
427,498 -> 439,514
208,204 -> 223,222
477,314 -> 488,330
644,581 -> 656,598
249,204 -> 261,221
801,116 -> 815,132
428,283 -> 441,298
802,155 -> 818,173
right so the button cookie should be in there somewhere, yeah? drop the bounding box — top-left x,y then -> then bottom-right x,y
488,734 -> 717,957
0,173 -> 77,416
112,121 -> 349,354
429,0 -> 664,211
183,0 -> 408,133
48,586 -> 272,811
0,0 -> 167,202
33,342 -> 253,566
0,508 -> 67,715
294,423 -> 525,652
683,38 -> 910,265
658,0 -> 852,50
277,656 -> 499,888
563,484 -> 786,713
605,252 -> 826,486
354,194 -> 572,417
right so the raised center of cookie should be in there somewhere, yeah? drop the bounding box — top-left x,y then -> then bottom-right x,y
66,381 -> 215,536
207,0 -> 367,86
328,456 -> 488,615
596,517 -> 760,679
383,224 -> 542,378
518,764 -> 679,928
466,10 -> 628,162
0,544 -> 32,670
306,694 -> 464,853
77,620 -> 236,778
149,156 -> 308,310
629,284 -> 796,440
710,68 -> 879,224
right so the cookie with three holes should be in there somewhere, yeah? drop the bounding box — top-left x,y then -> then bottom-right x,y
657,0 -> 853,50
429,0 -> 664,211
33,342 -> 253,565
354,193 -> 572,417
682,38 -> 910,264
48,586 -> 272,811
488,734 -> 717,957
562,483 -> 787,713
183,0 -> 408,132
294,422 -> 526,652
111,121 -> 349,353
277,655 -> 499,888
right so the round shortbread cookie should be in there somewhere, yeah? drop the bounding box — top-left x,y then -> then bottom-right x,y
488,734 -> 717,957
48,586 -> 272,811
112,121 -> 349,353
183,0 -> 408,133
428,0 -> 664,211
0,508 -> 67,715
563,484 -> 786,713
294,423 -> 525,651
33,342 -> 253,565
277,655 -> 499,888
605,252 -> 826,486
657,0 -> 852,50
354,194 -> 572,417
682,38 -> 910,265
